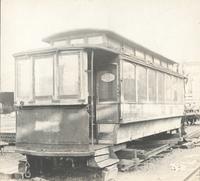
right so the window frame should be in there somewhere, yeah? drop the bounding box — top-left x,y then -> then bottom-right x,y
57,51 -> 82,99
177,77 -> 184,104
135,50 -> 145,60
33,54 -> 54,99
121,60 -> 136,103
53,40 -> 67,47
15,56 -> 33,102
148,68 -> 157,103
96,63 -> 119,103
165,73 -> 172,103
157,71 -> 165,104
171,76 -> 178,103
136,64 -> 148,103
88,35 -> 104,45
15,50 -> 88,105
145,54 -> 154,63
154,58 -> 161,65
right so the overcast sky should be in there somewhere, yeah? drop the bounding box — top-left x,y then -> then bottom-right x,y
1,0 -> 200,91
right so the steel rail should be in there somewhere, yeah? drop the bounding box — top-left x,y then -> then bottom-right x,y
183,165 -> 200,181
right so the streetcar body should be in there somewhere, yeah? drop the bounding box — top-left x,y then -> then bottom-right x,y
14,29 -> 185,174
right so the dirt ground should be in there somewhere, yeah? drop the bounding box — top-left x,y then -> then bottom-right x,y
2,147 -> 200,181
117,146 -> 200,181
118,124 -> 200,181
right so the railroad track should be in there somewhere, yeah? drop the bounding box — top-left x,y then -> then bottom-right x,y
184,165 -> 200,181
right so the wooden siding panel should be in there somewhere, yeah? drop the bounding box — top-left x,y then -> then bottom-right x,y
121,103 -> 184,123
16,106 -> 89,152
96,104 -> 119,123
116,117 -> 181,144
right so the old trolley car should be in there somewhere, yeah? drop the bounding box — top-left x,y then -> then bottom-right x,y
14,29 -> 185,176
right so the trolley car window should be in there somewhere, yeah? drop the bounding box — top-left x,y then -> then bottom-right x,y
58,54 -> 80,97
16,58 -> 32,99
123,61 -> 136,101
137,65 -> 147,102
165,74 -> 172,102
97,64 -> 117,102
88,36 -> 104,44
154,58 -> 160,65
135,50 -> 144,60
161,61 -> 168,68
172,76 -> 178,102
157,72 -> 165,102
148,69 -> 156,102
34,56 -> 53,97
146,54 -> 153,63
70,38 -> 84,45
178,78 -> 184,103
53,40 -> 66,47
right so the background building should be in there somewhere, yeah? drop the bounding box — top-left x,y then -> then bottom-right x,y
183,61 -> 200,109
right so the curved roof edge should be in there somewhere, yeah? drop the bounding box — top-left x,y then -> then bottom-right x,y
43,28 -> 178,64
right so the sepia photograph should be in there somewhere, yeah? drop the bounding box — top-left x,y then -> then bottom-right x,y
1,0 -> 200,180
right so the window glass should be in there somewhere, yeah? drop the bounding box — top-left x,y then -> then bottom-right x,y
148,69 -> 156,102
165,74 -> 172,102
185,76 -> 192,94
70,38 -> 84,45
173,64 -> 178,72
35,56 -> 53,97
58,54 -> 80,97
98,64 -> 117,102
123,61 -> 136,101
16,58 -> 32,99
135,50 -> 144,59
123,45 -> 134,55
88,36 -> 103,44
168,64 -> 173,70
172,76 -> 178,102
108,38 -> 121,50
146,54 -> 153,63
161,61 -> 168,68
154,58 -> 160,65
137,65 -> 147,102
178,78 -> 184,103
157,72 -> 165,102
53,40 -> 66,47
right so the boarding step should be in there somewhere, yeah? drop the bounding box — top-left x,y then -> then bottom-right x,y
97,158 -> 119,168
88,157 -> 119,168
95,147 -> 110,156
98,139 -> 113,144
88,146 -> 119,168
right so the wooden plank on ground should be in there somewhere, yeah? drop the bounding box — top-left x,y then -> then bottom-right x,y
181,142 -> 195,149
137,144 -> 170,160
